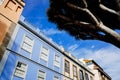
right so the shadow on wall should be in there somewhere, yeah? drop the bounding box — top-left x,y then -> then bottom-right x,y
0,20 -> 16,61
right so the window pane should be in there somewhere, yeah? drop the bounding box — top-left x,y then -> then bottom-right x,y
65,60 -> 69,73
54,54 -> 60,67
54,76 -> 59,80
40,46 -> 49,61
55,55 -> 60,62
80,70 -> 84,80
73,65 -> 77,77
38,70 -> 45,80
14,62 -> 27,78
85,73 -> 89,80
22,36 -> 34,53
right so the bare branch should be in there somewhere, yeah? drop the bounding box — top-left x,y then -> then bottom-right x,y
98,22 -> 120,41
99,4 -> 120,16
57,14 -> 71,21
82,0 -> 88,8
67,2 -> 100,25
47,0 -> 120,48
57,14 -> 97,30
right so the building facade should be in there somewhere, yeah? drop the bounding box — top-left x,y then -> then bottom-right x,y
83,59 -> 112,80
0,0 -> 111,80
0,15 -> 95,80
0,16 -> 64,80
63,52 -> 94,80
0,0 -> 25,75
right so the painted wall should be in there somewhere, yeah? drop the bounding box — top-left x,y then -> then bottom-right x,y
0,18 -> 63,80
0,0 -> 25,75
63,53 -> 94,80
0,51 -> 63,80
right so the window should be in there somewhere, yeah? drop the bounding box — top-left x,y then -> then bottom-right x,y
65,60 -> 70,73
22,36 -> 34,53
73,65 -> 77,77
40,46 -> 49,61
38,70 -> 46,80
87,62 -> 93,65
54,76 -> 59,80
85,73 -> 89,80
0,0 -> 4,5
14,61 -> 27,78
54,54 -> 60,67
80,70 -> 84,80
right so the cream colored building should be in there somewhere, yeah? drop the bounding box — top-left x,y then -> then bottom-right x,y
84,59 -> 112,80
63,51 -> 94,80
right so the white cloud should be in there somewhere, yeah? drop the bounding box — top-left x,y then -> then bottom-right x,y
91,45 -> 95,48
42,28 -> 64,35
71,45 -> 120,80
68,44 -> 79,52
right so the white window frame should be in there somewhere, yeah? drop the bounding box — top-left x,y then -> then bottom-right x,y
85,73 -> 89,80
0,0 -> 4,5
73,65 -> 77,77
40,46 -> 49,61
14,61 -> 28,79
80,70 -> 84,80
37,70 -> 46,80
65,60 -> 70,73
22,35 -> 34,53
54,76 -> 59,80
54,54 -> 60,67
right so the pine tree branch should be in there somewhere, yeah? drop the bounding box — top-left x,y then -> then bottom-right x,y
99,4 -> 120,16
66,2 -> 100,25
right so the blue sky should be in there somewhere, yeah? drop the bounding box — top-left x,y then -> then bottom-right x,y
22,0 -> 120,80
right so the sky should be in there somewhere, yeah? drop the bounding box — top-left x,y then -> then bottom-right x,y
22,0 -> 120,80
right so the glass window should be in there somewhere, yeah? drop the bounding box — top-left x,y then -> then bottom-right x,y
87,62 -> 93,65
38,70 -> 46,80
22,36 -> 34,53
73,65 -> 77,77
54,76 -> 59,80
80,70 -> 84,80
85,73 -> 89,80
65,60 -> 70,73
14,61 -> 27,78
54,54 -> 60,67
40,46 -> 49,61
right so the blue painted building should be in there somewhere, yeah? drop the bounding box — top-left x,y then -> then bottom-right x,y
0,16 -> 64,80
0,0 -> 112,80
0,15 -> 94,80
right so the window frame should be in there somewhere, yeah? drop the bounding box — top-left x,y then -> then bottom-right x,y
21,35 -> 34,53
40,46 -> 49,61
73,65 -> 77,78
14,61 -> 28,79
79,70 -> 84,80
64,59 -> 70,73
54,76 -> 59,80
54,53 -> 60,67
85,73 -> 89,80
37,70 -> 46,80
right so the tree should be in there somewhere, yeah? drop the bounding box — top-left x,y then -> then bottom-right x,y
47,0 -> 120,48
